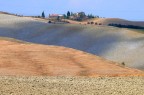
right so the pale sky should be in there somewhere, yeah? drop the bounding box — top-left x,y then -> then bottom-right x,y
0,0 -> 143,21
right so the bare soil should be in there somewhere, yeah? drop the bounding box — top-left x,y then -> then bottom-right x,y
0,39 -> 143,77
0,76 -> 144,95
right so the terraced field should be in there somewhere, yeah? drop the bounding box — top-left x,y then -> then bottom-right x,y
0,13 -> 144,70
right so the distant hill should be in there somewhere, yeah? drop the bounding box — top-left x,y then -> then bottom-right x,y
1,11 -> 144,27
0,11 -> 11,14
84,18 -> 144,27
0,11 -> 17,16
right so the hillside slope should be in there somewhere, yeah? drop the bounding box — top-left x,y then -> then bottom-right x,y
84,18 -> 144,27
0,38 -> 143,76
0,13 -> 144,70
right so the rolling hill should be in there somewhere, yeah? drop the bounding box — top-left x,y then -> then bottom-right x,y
84,18 -> 144,27
0,38 -> 143,76
0,12 -> 144,71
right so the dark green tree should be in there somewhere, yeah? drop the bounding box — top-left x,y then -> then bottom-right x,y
63,14 -> 67,19
71,12 -> 74,16
57,16 -> 60,21
87,14 -> 95,19
42,11 -> 45,18
67,11 -> 71,19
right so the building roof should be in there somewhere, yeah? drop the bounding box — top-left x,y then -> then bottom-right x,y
49,14 -> 63,17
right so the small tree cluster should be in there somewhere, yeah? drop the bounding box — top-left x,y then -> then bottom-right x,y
87,22 -> 102,25
108,23 -> 144,29
87,14 -> 95,19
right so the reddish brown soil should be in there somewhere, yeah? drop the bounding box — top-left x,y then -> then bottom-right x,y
0,39 -> 143,77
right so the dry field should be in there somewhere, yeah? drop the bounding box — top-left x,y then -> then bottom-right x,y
0,39 -> 143,76
0,76 -> 144,95
0,37 -> 143,95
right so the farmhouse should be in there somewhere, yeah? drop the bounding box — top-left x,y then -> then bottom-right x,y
70,12 -> 87,21
49,14 -> 64,20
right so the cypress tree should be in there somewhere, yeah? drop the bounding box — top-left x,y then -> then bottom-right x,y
67,11 -> 71,19
42,11 -> 45,18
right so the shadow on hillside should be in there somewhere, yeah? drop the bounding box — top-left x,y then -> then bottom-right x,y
0,22 -> 121,56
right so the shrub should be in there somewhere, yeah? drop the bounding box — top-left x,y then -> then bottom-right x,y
108,23 -> 144,29
91,22 -> 94,24
121,62 -> 125,66
48,21 -> 52,23
87,22 -> 90,24
99,23 -> 102,25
